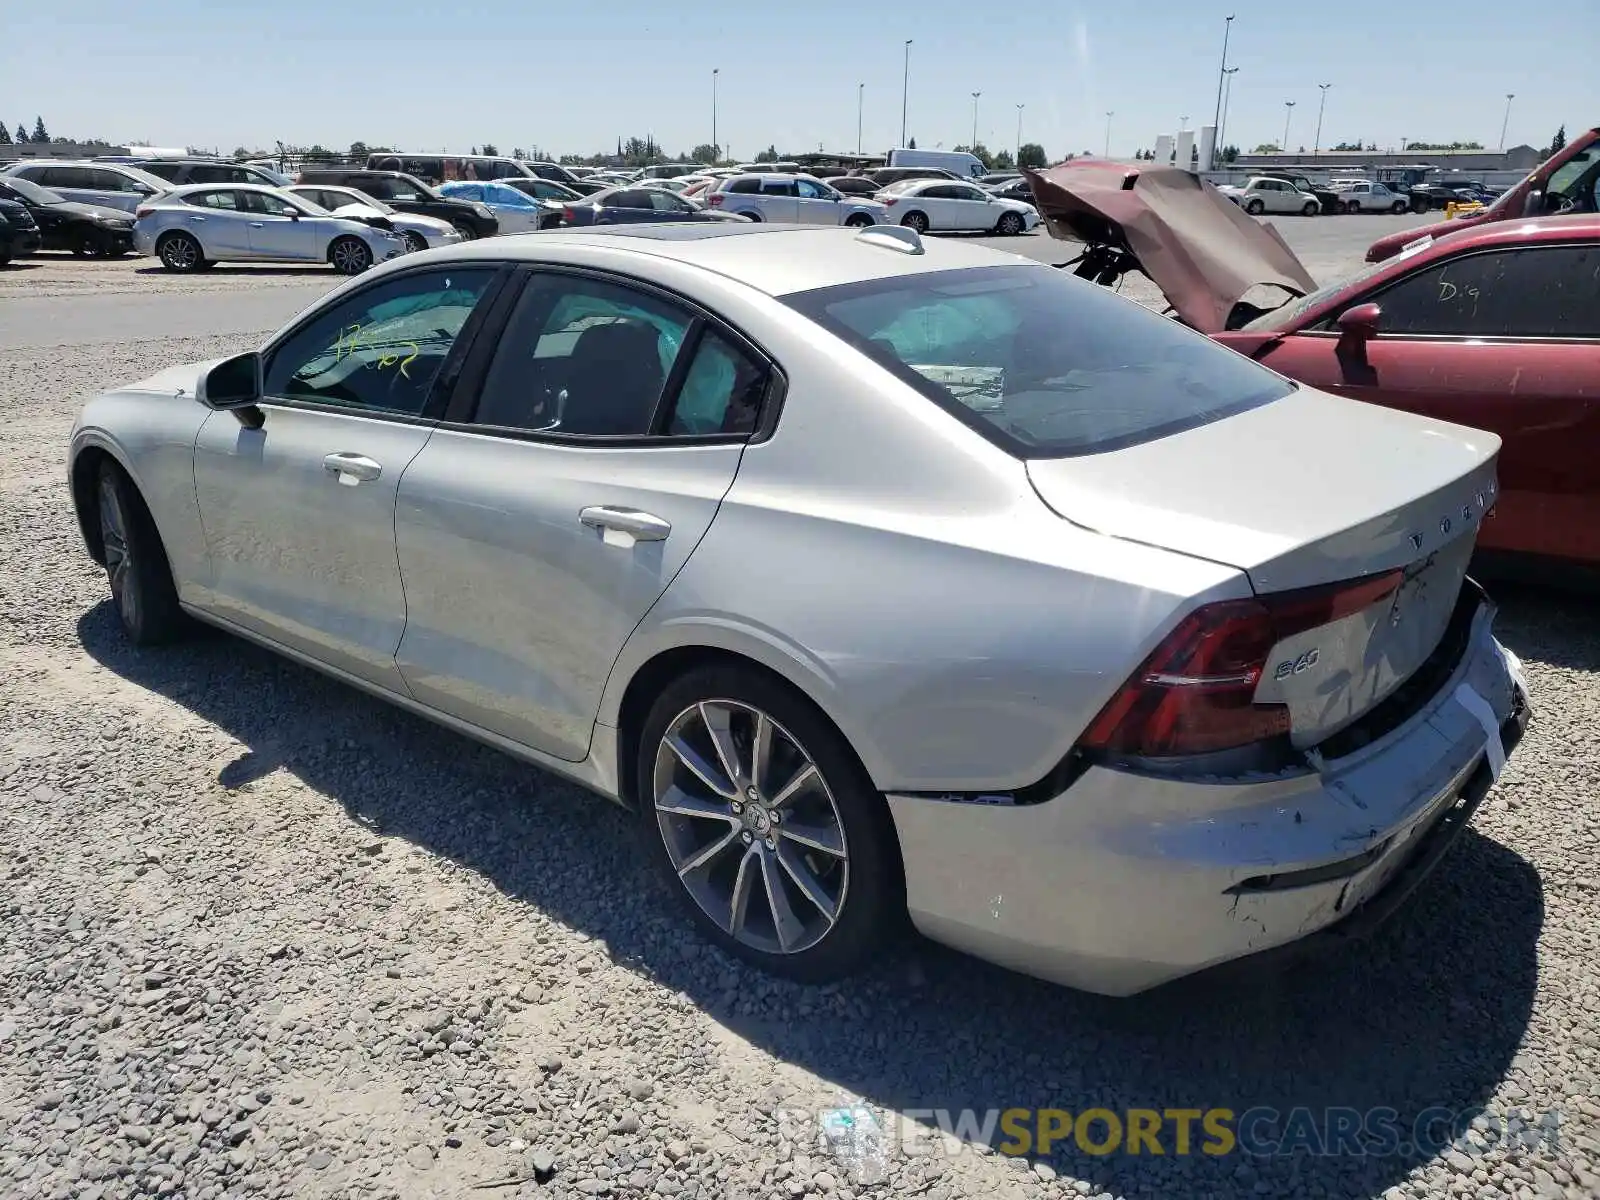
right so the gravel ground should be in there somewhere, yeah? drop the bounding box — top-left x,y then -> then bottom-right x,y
1,254 -> 1596,1200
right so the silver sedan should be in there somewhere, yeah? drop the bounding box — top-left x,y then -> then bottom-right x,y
66,224 -> 1528,995
133,184 -> 408,273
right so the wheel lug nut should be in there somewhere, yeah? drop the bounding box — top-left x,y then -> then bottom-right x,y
764,836 -> 777,851
745,786 -> 759,801
731,802 -> 744,815
769,811 -> 780,825
741,831 -> 754,845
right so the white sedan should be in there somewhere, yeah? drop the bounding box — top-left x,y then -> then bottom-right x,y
285,184 -> 463,251
874,178 -> 1040,235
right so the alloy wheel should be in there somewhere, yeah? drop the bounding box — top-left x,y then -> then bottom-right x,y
98,480 -> 138,630
162,236 -> 198,270
652,699 -> 849,956
332,239 -> 370,274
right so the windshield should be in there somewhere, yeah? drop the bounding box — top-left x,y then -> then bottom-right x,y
339,189 -> 392,214
785,265 -> 1293,458
1,176 -> 64,205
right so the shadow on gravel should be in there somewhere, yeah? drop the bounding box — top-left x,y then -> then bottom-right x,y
133,265 -> 338,278
78,600 -> 1546,1200
1487,582 -> 1600,673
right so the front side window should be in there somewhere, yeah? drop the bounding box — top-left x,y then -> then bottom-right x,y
1355,245 -> 1600,339
263,269 -> 495,416
785,265 -> 1293,457
471,275 -> 695,436
648,190 -> 686,211
795,179 -> 830,199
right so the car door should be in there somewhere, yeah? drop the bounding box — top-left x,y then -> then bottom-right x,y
482,184 -> 541,232
1256,242 -> 1600,563
794,178 -> 839,224
184,189 -> 256,258
947,183 -> 995,229
644,189 -> 700,223
241,189 -> 318,260
756,178 -> 800,222
393,268 -> 773,760
191,266 -> 501,690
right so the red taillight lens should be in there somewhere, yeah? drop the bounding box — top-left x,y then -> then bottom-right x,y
1080,569 -> 1403,758
708,193 -> 725,205
883,197 -> 898,206
562,207 -> 575,222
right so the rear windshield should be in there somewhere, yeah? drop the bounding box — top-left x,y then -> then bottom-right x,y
784,265 -> 1293,457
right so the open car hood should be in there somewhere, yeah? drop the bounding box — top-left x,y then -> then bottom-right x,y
1024,161 -> 1319,333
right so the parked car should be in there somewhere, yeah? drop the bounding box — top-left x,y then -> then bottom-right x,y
984,177 -> 1038,208
437,181 -> 556,233
1,161 -> 169,214
496,177 -> 584,205
823,176 -> 886,197
560,186 -> 750,226
518,161 -> 583,187
1214,216 -> 1600,575
131,159 -> 286,188
0,197 -> 42,264
133,184 -> 407,273
1368,126 -> 1599,262
873,177 -> 1039,234
1255,170 -> 1343,215
708,174 -> 886,226
66,222 -> 1528,996
1331,180 -> 1411,214
884,147 -> 987,180
1216,176 -> 1322,216
863,166 -> 960,188
981,172 -> 1022,187
0,175 -> 137,257
284,184 -> 463,252
294,170 -> 500,240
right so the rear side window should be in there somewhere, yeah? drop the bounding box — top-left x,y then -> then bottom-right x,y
727,178 -> 761,194
140,162 -> 181,181
784,265 -> 1293,457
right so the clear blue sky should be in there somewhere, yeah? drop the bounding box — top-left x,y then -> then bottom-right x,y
4,1 -> 1594,161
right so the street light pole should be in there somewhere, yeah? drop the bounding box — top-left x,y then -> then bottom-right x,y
971,92 -> 981,149
1208,14 -> 1235,168
1104,111 -> 1114,157
1313,83 -> 1330,155
1219,67 -> 1239,159
1500,93 -> 1515,150
1180,115 -> 1189,131
1015,103 -> 1024,165
712,69 -> 719,163
857,83 -> 864,155
901,40 -> 913,147
1282,100 -> 1296,154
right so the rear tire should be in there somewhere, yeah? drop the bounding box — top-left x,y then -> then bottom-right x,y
900,210 -> 930,233
95,462 -> 187,646
996,211 -> 1025,236
156,232 -> 203,273
637,665 -> 903,983
1345,199 -> 1361,214
1302,200 -> 1319,216
329,236 -> 372,275
1244,198 -> 1265,216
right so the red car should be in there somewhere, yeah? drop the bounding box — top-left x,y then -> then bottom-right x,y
1365,126 -> 1598,263
1214,216 -> 1600,575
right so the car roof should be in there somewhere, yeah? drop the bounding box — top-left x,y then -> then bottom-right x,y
400,223 -> 1037,297
162,182 -> 288,196
1426,213 -> 1600,253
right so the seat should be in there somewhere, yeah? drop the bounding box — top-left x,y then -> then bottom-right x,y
559,320 -> 667,435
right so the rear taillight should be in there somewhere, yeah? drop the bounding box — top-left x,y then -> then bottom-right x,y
562,207 -> 575,222
135,206 -> 155,219
883,197 -> 898,206
1080,569 -> 1402,759
707,193 -> 724,206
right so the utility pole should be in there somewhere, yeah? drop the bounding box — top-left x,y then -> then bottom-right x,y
1282,100 -> 1296,153
1500,93 -> 1515,151
712,69 -> 719,163
901,40 -> 913,147
1015,103 -> 1024,165
1219,67 -> 1238,160
1208,14 -> 1235,168
971,92 -> 981,149
1313,83 -> 1331,155
1104,111 -> 1114,158
857,83 -> 864,155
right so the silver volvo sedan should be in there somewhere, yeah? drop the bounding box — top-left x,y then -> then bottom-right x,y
66,224 -> 1530,996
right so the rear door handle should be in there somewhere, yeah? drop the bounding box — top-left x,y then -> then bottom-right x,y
323,452 -> 383,484
249,222 -> 265,228
580,506 -> 671,544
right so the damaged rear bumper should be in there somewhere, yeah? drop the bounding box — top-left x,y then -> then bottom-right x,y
884,590 -> 1531,997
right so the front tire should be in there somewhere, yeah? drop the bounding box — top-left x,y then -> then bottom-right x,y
1392,200 -> 1409,214
73,228 -> 112,258
996,211 -> 1026,236
638,665 -> 902,983
452,222 -> 478,241
96,462 -> 186,646
844,213 -> 874,228
329,236 -> 372,275
900,210 -> 930,233
401,231 -> 427,253
157,232 -> 203,273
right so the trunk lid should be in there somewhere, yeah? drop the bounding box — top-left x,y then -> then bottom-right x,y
1027,387 -> 1501,746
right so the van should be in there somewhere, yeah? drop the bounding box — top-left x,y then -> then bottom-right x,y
885,148 -> 985,180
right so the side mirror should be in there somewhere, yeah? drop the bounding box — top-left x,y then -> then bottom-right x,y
197,351 -> 265,428
1336,303 -> 1381,354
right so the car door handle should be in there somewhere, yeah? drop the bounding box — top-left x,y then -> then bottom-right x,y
249,222 -> 265,228
323,453 -> 382,484
189,215 -> 206,221
580,506 -> 671,543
